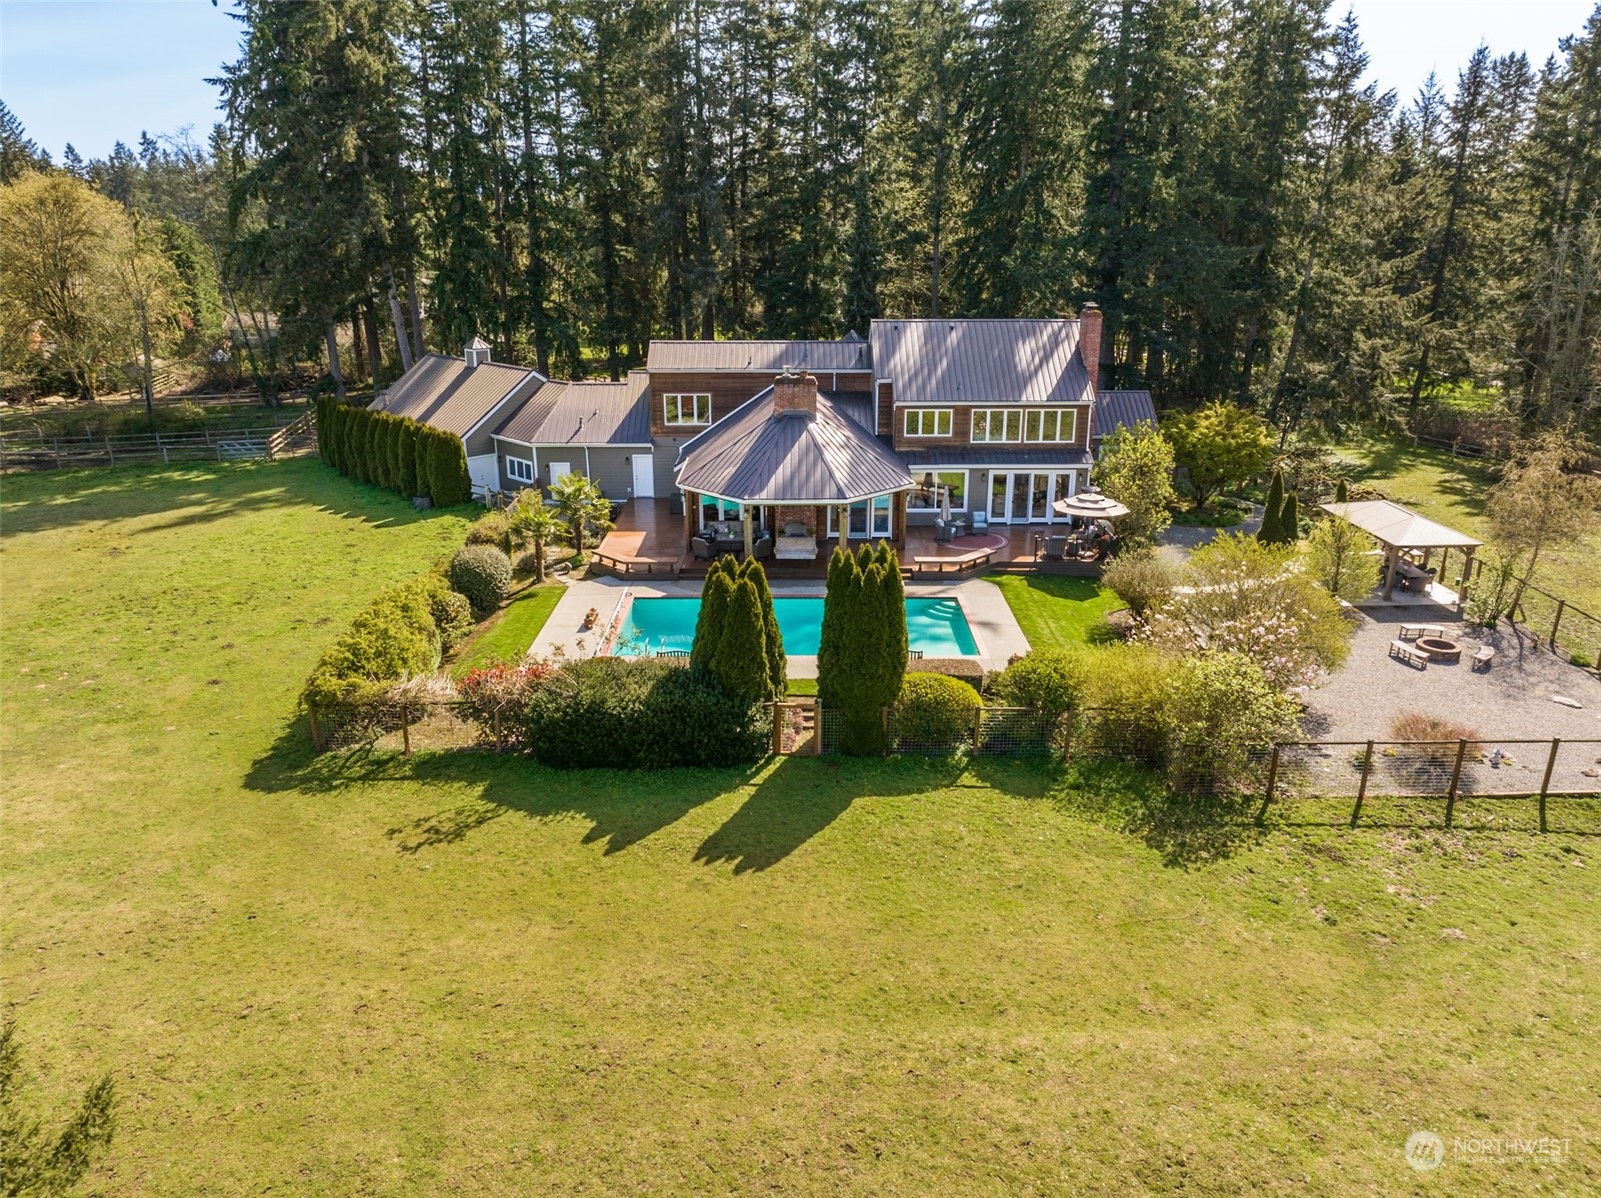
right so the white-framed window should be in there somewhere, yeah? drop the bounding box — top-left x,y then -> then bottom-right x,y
663,393 -> 711,425
505,456 -> 534,483
972,409 -> 1024,442
903,408 -> 953,437
1025,409 -> 1077,443
907,470 -> 968,511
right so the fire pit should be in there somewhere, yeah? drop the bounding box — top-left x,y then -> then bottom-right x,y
1414,636 -> 1462,663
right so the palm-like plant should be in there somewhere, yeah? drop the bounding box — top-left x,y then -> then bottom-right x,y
547,472 -> 614,557
506,487 -> 568,582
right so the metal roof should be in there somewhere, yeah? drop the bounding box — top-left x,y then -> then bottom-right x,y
675,387 -> 915,503
900,447 -> 1094,469
370,354 -> 541,438
869,318 -> 1094,406
1093,389 -> 1158,437
1319,500 -> 1483,550
495,371 -> 651,446
646,339 -> 872,372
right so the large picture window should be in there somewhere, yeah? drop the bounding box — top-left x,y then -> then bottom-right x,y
972,409 -> 1024,442
505,456 -> 534,483
1025,409 -> 1077,443
903,408 -> 953,437
663,393 -> 711,425
908,471 -> 967,511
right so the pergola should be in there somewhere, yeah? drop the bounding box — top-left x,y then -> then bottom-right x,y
1320,499 -> 1482,602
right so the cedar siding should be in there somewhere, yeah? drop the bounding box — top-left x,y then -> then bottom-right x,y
648,370 -> 872,439
890,403 -> 1092,453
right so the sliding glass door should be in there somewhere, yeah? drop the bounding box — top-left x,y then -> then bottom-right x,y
987,471 -> 1080,523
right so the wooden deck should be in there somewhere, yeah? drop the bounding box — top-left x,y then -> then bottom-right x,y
593,500 -> 1103,580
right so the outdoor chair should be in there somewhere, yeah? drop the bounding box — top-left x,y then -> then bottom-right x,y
784,522 -> 807,537
934,519 -> 956,543
908,649 -> 924,660
753,534 -> 773,560
691,536 -> 712,561
1045,535 -> 1068,561
971,510 -> 989,532
1471,645 -> 1495,672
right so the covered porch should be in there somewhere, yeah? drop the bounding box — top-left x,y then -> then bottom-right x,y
1321,499 -> 1482,608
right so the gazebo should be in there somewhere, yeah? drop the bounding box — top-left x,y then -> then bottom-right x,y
1320,500 -> 1482,603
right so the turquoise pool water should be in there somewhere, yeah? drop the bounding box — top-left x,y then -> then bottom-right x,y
613,596 -> 979,657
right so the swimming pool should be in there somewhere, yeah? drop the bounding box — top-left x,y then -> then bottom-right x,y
613,596 -> 979,657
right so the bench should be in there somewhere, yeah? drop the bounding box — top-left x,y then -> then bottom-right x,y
1388,639 -> 1429,669
591,550 -> 677,578
911,547 -> 995,576
1398,623 -> 1445,640
1471,645 -> 1495,672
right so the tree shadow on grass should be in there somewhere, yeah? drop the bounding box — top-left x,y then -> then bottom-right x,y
692,754 -> 972,873
1047,758 -> 1267,868
244,715 -> 757,856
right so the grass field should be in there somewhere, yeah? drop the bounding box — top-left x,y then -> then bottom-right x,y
2,460 -> 1598,1195
450,584 -> 563,676
986,574 -> 1123,651
1335,434 -> 1601,616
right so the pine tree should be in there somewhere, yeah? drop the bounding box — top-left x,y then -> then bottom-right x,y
1279,490 -> 1300,542
738,557 -> 785,698
817,545 -> 858,711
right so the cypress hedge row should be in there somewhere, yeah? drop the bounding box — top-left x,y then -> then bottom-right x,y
818,541 -> 908,755
315,397 -> 471,507
689,556 -> 785,701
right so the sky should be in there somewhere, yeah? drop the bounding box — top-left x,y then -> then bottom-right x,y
0,0 -> 1596,162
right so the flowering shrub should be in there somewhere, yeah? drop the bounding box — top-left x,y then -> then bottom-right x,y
456,659 -> 556,746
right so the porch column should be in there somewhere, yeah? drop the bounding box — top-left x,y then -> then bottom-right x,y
683,491 -> 695,547
1458,546 -> 1477,610
742,504 -> 753,558
838,504 -> 849,552
893,491 -> 907,547
1380,545 -> 1397,601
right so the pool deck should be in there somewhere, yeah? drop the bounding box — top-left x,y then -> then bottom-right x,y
529,574 -> 1030,679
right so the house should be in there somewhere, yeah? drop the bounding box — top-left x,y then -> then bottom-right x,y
373,308 -> 1156,553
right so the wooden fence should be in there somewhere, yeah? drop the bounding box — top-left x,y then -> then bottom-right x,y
0,413 -> 314,471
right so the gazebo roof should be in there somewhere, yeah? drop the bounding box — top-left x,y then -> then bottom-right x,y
1320,500 -> 1482,550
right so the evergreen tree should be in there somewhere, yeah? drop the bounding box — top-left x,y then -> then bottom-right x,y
712,576 -> 771,703
738,557 -> 786,698
1257,470 -> 1286,542
1279,489 -> 1300,541
692,562 -> 736,673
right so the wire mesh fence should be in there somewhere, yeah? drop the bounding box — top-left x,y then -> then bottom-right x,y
308,699 -> 505,754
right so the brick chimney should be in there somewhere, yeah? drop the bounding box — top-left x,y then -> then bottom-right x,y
1077,303 -> 1103,394
773,367 -> 819,416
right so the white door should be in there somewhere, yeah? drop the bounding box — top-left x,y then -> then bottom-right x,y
466,454 -> 499,499
631,452 -> 654,498
547,461 -> 571,487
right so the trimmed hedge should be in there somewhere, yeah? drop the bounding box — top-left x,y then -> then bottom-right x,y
522,657 -> 769,769
985,649 -> 1090,726
447,545 -> 513,616
314,397 -> 472,507
893,673 -> 980,744
906,657 -> 986,691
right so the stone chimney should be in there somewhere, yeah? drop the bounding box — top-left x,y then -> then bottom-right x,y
464,335 -> 492,369
773,367 -> 819,416
1077,303 -> 1103,394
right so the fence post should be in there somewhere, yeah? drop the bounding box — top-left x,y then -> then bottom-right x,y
1538,738 -> 1560,833
881,706 -> 890,756
813,701 -> 823,756
1444,739 -> 1468,827
401,703 -> 411,757
53,436 -> 61,469
1351,740 -> 1374,828
105,433 -> 114,465
308,707 -> 322,752
972,704 -> 985,754
1255,744 -> 1280,826
1061,707 -> 1074,764
771,703 -> 784,755
493,708 -> 504,752
1549,599 -> 1566,653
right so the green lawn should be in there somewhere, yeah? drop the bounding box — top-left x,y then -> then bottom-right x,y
451,583 -> 563,675
985,574 -> 1124,651
1335,434 -> 1601,616
2,461 -> 1597,1194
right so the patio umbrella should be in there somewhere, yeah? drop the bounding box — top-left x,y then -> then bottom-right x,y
939,482 -> 952,524
1052,487 -> 1130,521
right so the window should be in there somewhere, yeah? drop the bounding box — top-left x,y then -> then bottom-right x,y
1025,409 -> 1077,443
506,456 -> 534,483
663,393 -> 711,426
972,409 -> 1024,442
907,471 -> 967,511
903,408 -> 953,437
